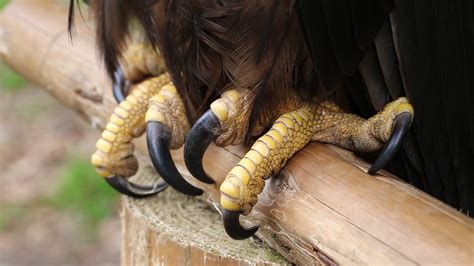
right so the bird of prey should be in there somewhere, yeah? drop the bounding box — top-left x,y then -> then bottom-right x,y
69,0 -> 473,240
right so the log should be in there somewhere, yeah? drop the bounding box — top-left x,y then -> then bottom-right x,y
121,168 -> 287,265
1,0 -> 473,265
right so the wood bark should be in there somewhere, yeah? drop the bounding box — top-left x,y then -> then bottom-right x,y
1,0 -> 473,265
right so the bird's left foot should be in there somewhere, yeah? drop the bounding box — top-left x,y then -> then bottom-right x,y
219,97 -> 414,239
184,89 -> 254,184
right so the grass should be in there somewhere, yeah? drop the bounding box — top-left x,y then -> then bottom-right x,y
47,156 -> 119,238
15,100 -> 51,121
0,156 -> 118,238
0,0 -> 9,10
0,204 -> 26,231
0,0 -> 114,239
0,0 -> 28,92
0,63 -> 28,92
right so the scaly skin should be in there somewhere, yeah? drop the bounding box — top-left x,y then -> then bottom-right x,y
91,73 -> 171,178
120,41 -> 167,82
219,97 -> 414,215
210,89 -> 255,146
145,83 -> 190,149
311,99 -> 414,151
209,89 -> 304,145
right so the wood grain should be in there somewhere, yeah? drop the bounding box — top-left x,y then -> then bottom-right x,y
120,173 -> 287,266
1,0 -> 473,264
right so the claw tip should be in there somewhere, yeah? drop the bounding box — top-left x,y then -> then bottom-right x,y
222,210 -> 259,240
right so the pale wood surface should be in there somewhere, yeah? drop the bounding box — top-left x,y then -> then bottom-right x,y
1,0 -> 473,265
121,168 -> 287,265
122,204 -> 284,266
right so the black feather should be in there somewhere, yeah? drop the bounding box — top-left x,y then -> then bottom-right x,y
374,19 -> 403,99
296,0 -> 343,93
298,0 -> 474,215
358,42 -> 389,112
349,0 -> 386,51
343,72 -> 376,119
320,0 -> 364,75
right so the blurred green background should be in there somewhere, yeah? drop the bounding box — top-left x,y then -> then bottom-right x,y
0,55 -> 120,266
0,0 -> 9,10
0,1 -> 120,264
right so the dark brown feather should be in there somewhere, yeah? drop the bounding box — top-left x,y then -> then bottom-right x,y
139,0 -> 320,126
68,0 -> 153,79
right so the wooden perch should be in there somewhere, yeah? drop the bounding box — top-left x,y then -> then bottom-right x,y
1,0 -> 473,265
120,167 -> 288,265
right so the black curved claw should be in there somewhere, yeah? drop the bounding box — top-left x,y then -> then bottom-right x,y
368,112 -> 413,175
105,175 -> 168,198
222,210 -> 259,240
147,121 -> 204,196
112,66 -> 129,103
183,110 -> 218,184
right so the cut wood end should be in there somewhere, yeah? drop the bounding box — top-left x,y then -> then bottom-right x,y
122,166 -> 289,265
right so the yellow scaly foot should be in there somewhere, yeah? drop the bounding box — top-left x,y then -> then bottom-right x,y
219,98 -> 414,239
91,74 -> 171,198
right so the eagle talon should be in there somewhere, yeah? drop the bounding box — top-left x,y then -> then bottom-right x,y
184,110 -> 219,184
147,121 -> 203,196
222,210 -> 259,240
217,101 -> 416,239
105,175 -> 168,198
92,74 -> 172,198
368,112 -> 413,175
112,66 -> 129,103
